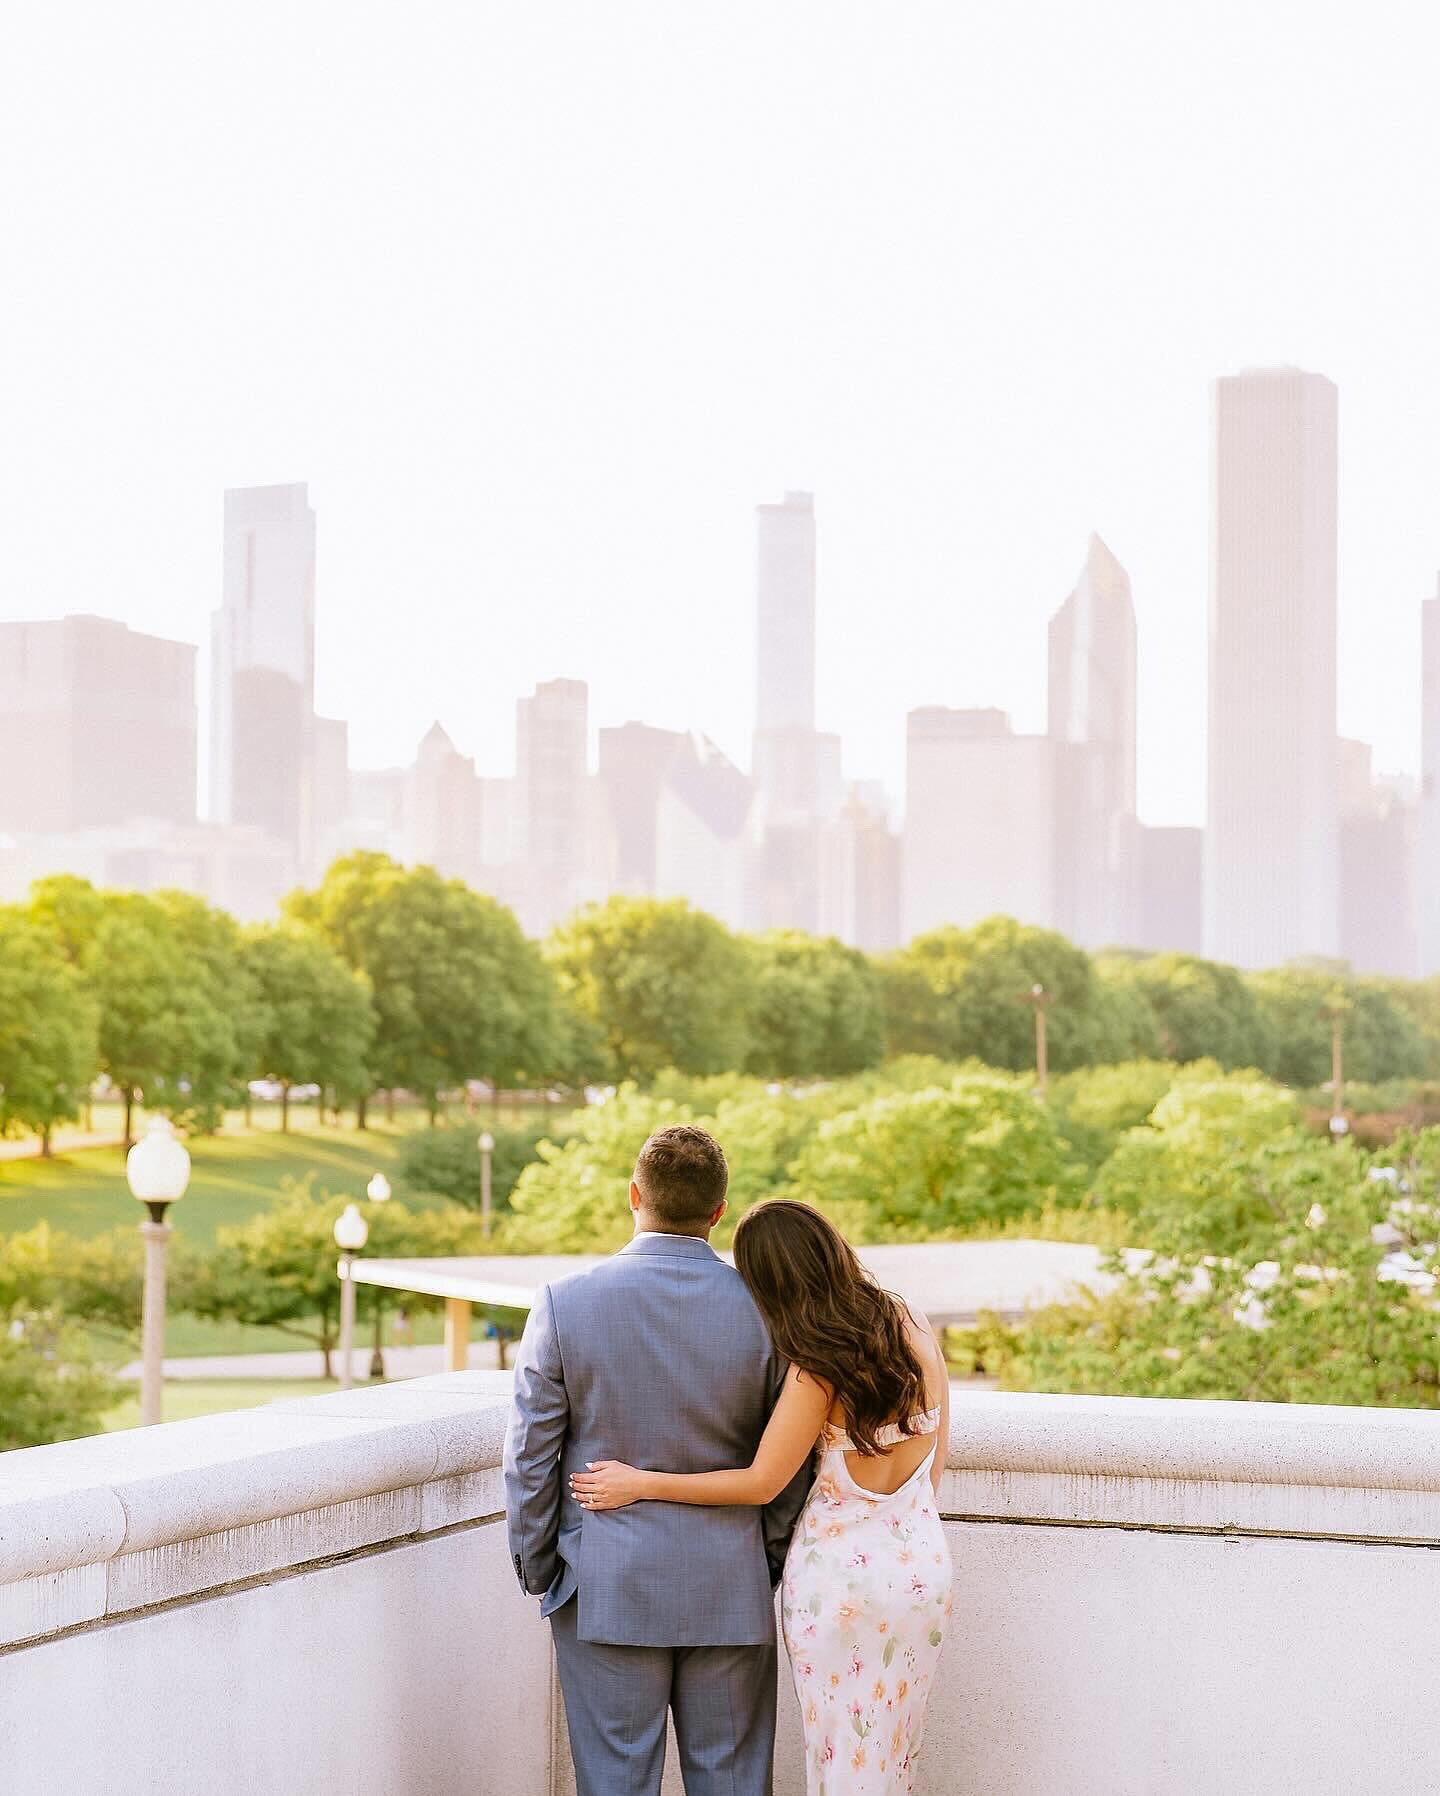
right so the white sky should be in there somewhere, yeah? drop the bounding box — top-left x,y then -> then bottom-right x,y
3,1 -> 1440,825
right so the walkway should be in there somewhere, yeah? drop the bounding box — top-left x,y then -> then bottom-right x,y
116,1340 -> 511,1381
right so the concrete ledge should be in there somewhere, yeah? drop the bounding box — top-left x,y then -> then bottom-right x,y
6,1379 -> 1440,1652
0,1372 -> 516,1646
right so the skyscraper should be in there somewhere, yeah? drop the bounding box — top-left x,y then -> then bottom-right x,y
1048,534 -> 1139,948
1205,368 -> 1339,968
1420,586 -> 1440,975
0,616 -> 196,834
403,722 -> 482,883
655,734 -> 756,930
597,721 -> 688,894
515,677 -> 590,934
210,483 -> 317,854
750,491 -> 843,928
755,490 -> 816,738
902,707 -> 1056,941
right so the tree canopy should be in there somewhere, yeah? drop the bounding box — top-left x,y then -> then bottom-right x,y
285,852 -> 566,1108
545,896 -> 752,1083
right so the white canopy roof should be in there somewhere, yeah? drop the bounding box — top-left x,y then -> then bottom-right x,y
344,1237 -> 1147,1327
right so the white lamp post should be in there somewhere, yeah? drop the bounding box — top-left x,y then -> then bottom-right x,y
334,1202 -> 369,1391
364,1171 -> 391,1378
126,1118 -> 192,1427
478,1131 -> 495,1232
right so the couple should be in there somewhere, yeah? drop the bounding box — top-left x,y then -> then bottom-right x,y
504,1124 -> 952,1795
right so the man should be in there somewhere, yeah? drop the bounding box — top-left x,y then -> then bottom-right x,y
504,1124 -> 809,1795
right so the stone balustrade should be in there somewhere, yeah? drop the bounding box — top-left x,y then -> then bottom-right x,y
3,1376 -> 1440,1793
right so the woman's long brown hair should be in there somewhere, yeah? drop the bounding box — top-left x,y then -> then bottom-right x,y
732,1199 -> 930,1456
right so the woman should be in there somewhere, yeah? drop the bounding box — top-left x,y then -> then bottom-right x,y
570,1199 -> 953,1796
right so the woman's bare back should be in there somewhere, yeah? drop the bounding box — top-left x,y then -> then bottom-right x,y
824,1308 -> 949,1495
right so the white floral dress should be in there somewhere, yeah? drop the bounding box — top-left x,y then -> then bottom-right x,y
780,1407 -> 952,1796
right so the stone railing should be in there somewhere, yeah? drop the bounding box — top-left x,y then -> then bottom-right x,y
4,1378 -> 1440,1793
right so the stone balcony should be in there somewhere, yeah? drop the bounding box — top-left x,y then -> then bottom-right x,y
3,1376 -> 1440,1794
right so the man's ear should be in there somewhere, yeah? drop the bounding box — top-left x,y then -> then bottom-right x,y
710,1197 -> 728,1227
629,1180 -> 643,1214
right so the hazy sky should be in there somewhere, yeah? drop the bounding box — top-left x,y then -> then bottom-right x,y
4,2 -> 1440,825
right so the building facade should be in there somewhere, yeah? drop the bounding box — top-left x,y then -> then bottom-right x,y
903,707 -> 1056,941
515,678 -> 590,934
1048,534 -> 1139,949
210,483 -> 318,856
0,616 -> 196,835
1205,368 -> 1339,968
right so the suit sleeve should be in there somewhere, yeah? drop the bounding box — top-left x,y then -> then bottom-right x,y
761,1356 -> 812,1587
503,1283 -> 570,1598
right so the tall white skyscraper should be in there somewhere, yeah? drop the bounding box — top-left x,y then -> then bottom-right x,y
750,490 -> 843,928
515,677 -> 590,934
1205,368 -> 1339,969
1048,534 -> 1139,948
1419,585 -> 1440,973
902,707 -> 1056,942
755,490 -> 816,737
0,616 -> 196,834
210,483 -> 317,853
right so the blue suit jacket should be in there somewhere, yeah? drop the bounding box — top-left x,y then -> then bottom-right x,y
503,1233 -> 811,1646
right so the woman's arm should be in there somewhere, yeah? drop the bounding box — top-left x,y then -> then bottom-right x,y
570,1365 -> 831,1510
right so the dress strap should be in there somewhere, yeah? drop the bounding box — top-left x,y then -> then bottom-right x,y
822,1406 -> 943,1453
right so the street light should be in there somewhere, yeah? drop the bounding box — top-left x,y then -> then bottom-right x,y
1018,984 -> 1055,1101
126,1118 -> 192,1427
334,1202 -> 369,1392
1319,995 -> 1351,1142
364,1171 -> 391,1379
478,1131 -> 495,1232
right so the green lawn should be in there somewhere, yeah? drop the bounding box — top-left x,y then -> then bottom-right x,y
2,1107 -> 549,1361
0,1117 -> 419,1247
102,1378 -> 340,1430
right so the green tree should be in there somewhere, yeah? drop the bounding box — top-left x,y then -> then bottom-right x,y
0,1220 -> 203,1353
744,930 -> 885,1078
0,909 -> 98,1152
399,1114 -> 574,1213
243,927 -> 375,1129
1247,968 -> 1427,1088
975,1137 -> 1440,1410
286,853 -> 565,1119
82,896 -> 225,1144
0,1313 -> 119,1450
1097,952 -> 1270,1070
545,896 -> 752,1083
1088,1073 -> 1315,1257
1048,1058 -> 1208,1169
502,1079 -> 856,1255
192,1179 -> 487,1375
26,881 -> 242,1144
149,890 -> 264,1129
783,1071 -> 1078,1241
882,917 -> 1120,1072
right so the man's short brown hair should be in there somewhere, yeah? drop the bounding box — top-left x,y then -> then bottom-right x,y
633,1125 -> 729,1229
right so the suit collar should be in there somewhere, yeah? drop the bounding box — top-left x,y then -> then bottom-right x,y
619,1232 -> 720,1262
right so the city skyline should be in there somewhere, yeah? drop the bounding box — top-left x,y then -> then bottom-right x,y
6,5 -> 1440,825
0,429 -> 1428,976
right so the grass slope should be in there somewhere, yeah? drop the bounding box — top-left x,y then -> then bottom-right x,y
102,1378 -> 339,1431
0,1120 -> 413,1247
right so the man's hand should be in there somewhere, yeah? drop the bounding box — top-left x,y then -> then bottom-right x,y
570,1460 -> 651,1510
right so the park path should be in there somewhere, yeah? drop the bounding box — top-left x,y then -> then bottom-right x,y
0,1128 -> 122,1161
117,1340 -> 511,1381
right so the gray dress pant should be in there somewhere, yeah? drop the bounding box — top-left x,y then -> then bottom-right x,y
550,1599 -> 777,1796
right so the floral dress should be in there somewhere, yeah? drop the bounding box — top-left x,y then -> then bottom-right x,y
780,1408 -> 952,1796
